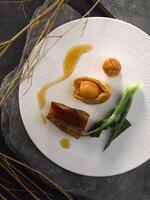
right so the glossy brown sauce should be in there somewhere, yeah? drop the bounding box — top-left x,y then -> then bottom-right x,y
59,138 -> 70,149
37,44 -> 92,121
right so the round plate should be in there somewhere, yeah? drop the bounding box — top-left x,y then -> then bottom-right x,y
19,17 -> 150,176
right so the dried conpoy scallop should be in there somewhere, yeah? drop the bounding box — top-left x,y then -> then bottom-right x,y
102,57 -> 121,77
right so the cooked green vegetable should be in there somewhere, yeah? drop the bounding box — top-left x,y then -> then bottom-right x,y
83,83 -> 140,150
104,98 -> 132,150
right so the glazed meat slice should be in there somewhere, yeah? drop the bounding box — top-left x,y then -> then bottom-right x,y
47,102 -> 89,138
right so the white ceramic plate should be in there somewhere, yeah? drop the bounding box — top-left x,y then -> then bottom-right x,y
19,17 -> 150,176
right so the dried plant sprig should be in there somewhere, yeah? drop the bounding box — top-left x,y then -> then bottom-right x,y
0,0 -> 101,107
0,0 -> 65,105
8,164 -> 52,200
1,157 -> 37,199
0,193 -> 7,200
0,161 -> 41,200
8,188 -> 36,192
81,15 -> 89,37
0,0 -> 62,47
21,0 -> 100,95
0,177 -> 11,184
0,153 -> 74,200
0,182 -> 20,200
22,0 -> 65,95
18,3 -> 27,18
0,162 -> 48,200
24,0 -> 100,77
26,0 -> 65,74
0,0 -> 32,4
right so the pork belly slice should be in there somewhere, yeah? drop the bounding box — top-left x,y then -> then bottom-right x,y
46,102 -> 89,138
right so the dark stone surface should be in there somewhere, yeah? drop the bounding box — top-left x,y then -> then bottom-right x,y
97,0 -> 150,34
1,0 -> 150,200
68,0 -> 113,17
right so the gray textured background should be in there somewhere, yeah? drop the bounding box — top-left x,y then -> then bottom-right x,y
99,0 -> 150,34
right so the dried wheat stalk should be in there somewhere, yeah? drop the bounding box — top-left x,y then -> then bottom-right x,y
0,0 -> 101,106
0,152 -> 73,200
0,0 -> 32,4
